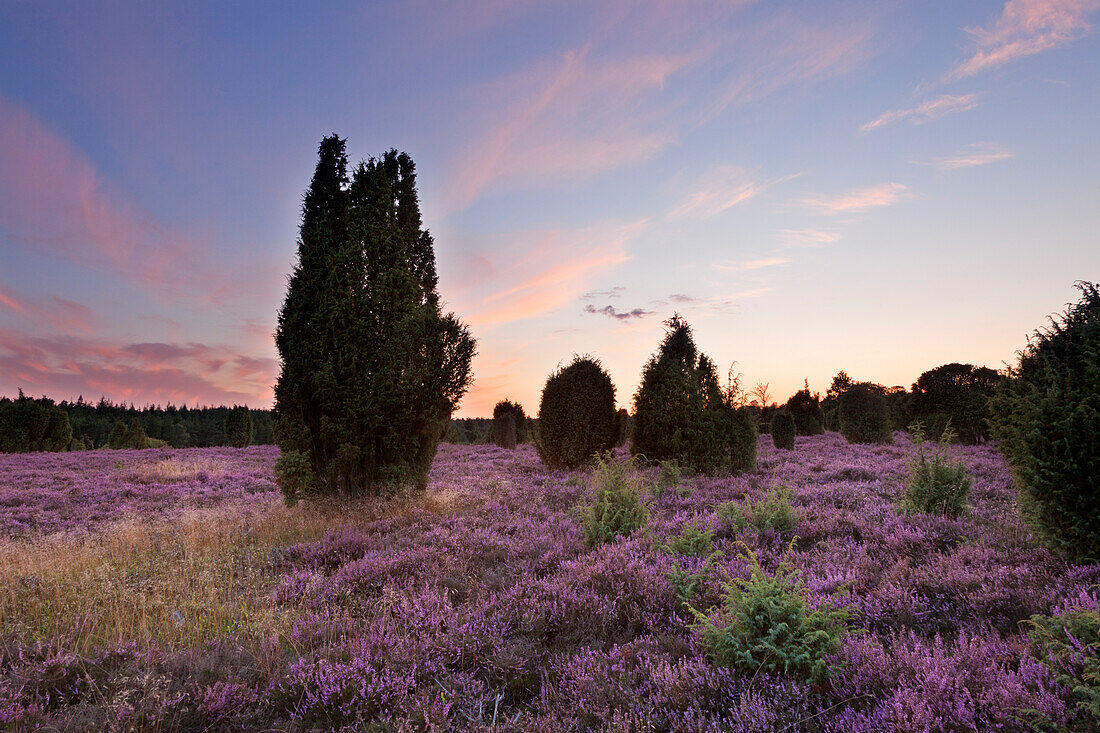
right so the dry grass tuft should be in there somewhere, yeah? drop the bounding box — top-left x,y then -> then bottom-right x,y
0,483 -> 483,665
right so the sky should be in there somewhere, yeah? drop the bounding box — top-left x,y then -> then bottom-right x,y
0,0 -> 1098,417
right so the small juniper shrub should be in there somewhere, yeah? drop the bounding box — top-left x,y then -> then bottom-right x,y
729,407 -> 758,473
718,484 -> 800,535
838,381 -> 892,444
490,406 -> 517,449
770,410 -> 796,450
691,543 -> 849,683
615,408 -> 630,447
902,422 -> 972,518
991,281 -> 1100,561
653,459 -> 690,498
659,519 -> 715,557
492,400 -> 528,445
537,356 -> 619,470
1027,604 -> 1100,722
580,456 -> 649,547
274,450 -> 316,506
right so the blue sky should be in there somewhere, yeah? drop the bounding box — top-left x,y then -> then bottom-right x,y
1,0 -> 1097,415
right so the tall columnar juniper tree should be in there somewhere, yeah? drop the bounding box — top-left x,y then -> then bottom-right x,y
274,135 -> 475,503
991,281 -> 1100,562
632,315 -> 756,474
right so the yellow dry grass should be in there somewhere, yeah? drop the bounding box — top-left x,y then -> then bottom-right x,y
0,477 -> 484,665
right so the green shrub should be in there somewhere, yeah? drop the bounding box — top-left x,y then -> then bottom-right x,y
632,316 -> 755,474
692,545 -> 847,683
659,520 -> 714,556
107,420 -> 153,450
652,459 -> 688,498
838,382 -> 892,444
719,484 -> 800,535
274,137 -> 475,501
274,450 -> 316,506
991,282 -> 1100,562
785,386 -> 824,435
224,405 -> 253,448
770,410 -> 796,450
911,363 -> 999,444
492,400 -> 528,445
536,356 -> 619,470
580,456 -> 648,547
1027,605 -> 1100,722
902,423 -> 972,518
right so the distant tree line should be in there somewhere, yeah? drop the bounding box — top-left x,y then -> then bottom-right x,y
0,393 -> 273,451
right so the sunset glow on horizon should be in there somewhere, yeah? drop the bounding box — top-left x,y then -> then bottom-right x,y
2,1 -> 1098,416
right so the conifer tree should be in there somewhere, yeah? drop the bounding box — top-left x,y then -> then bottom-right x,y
274,136 -> 475,503
224,405 -> 253,448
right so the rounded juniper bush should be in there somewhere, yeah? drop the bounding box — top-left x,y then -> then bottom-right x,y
492,400 -> 528,446
536,356 -> 619,470
838,382 -> 892,444
770,410 -> 796,450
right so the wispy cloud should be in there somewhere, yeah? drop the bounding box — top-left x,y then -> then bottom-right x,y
446,48 -> 685,210
929,142 -> 1015,170
0,284 -> 96,334
580,287 -> 626,301
668,166 -> 761,219
445,8 -> 876,210
0,327 -> 275,406
457,220 -> 645,327
583,304 -> 654,320
797,182 -> 910,215
950,0 -> 1100,79
775,229 -> 842,247
0,95 -> 276,308
712,257 -> 791,272
860,93 -> 979,132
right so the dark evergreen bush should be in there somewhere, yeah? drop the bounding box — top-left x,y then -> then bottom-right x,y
821,371 -> 853,432
911,363 -> 1000,444
837,382 -> 891,444
224,405 -> 253,448
632,316 -> 756,474
770,410 -> 796,450
274,136 -> 475,503
536,356 -> 619,470
785,385 -> 824,435
491,400 -> 527,446
615,408 -> 630,447
491,410 -> 517,449
991,282 -> 1100,561
0,392 -> 72,452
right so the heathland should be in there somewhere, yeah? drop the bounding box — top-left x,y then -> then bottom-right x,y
2,433 -> 1097,730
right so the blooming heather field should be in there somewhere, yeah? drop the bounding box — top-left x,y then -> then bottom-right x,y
2,436 -> 1099,731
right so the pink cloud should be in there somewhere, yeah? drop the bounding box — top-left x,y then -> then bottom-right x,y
930,143 -> 1015,170
0,327 -> 275,406
0,95 -> 270,307
860,94 -> 979,132
453,220 -> 644,327
668,166 -> 761,219
797,182 -> 910,215
950,0 -> 1100,79
775,229 -> 842,247
712,257 -> 791,272
447,48 -> 686,210
0,284 -> 96,334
